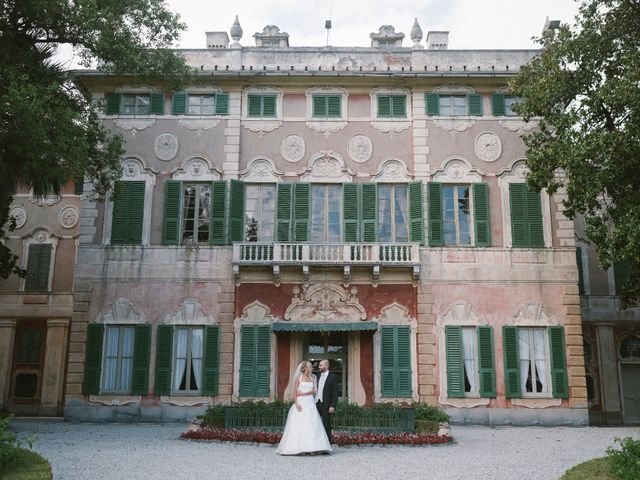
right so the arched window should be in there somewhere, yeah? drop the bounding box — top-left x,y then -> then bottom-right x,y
620,335 -> 640,359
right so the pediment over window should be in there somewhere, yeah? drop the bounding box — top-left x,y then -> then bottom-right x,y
299,151 -> 354,182
512,302 -> 556,326
284,284 -> 366,323
97,298 -> 145,324
170,156 -> 221,181
438,300 -> 484,326
240,157 -> 283,183
432,157 -> 484,182
164,298 -> 215,325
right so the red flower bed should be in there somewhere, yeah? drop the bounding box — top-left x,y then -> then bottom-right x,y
181,428 -> 453,446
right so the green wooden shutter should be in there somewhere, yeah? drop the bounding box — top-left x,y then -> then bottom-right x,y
396,326 -> 412,397
74,178 -> 84,195
576,248 -> 585,295
477,326 -> 496,398
491,93 -> 505,116
229,180 -> 245,242
154,325 -> 173,396
293,183 -> 310,242
327,95 -> 341,117
425,93 -> 440,116
248,95 -> 262,116
131,324 -> 151,395
111,181 -> 145,245
202,326 -> 220,396
526,186 -> 544,247
503,326 -> 521,398
82,324 -> 104,395
614,260 -> 631,295
216,93 -> 229,115
262,95 -> 276,117
409,181 -> 424,244
150,93 -> 165,115
255,325 -> 271,397
392,95 -> 406,117
509,183 -> 528,247
549,326 -> 569,399
343,183 -> 360,242
210,181 -> 227,244
473,183 -> 491,247
313,95 -> 326,117
378,96 -> 391,117
105,93 -> 121,115
468,94 -> 483,116
128,181 -> 145,244
276,183 -> 292,242
361,183 -> 377,242
172,92 -> 188,115
162,180 -> 182,245
239,325 -> 256,396
380,326 -> 397,396
428,182 -> 443,246
445,326 -> 465,398
25,244 -> 52,292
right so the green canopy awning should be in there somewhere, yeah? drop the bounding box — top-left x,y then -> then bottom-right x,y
271,322 -> 378,332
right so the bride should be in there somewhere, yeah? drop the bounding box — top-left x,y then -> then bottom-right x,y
276,361 -> 332,455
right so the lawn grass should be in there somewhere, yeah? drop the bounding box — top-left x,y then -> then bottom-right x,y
0,448 -> 52,480
560,457 -> 616,480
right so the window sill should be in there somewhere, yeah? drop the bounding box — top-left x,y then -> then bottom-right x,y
306,120 -> 348,134
439,396 -> 489,409
370,120 -> 411,134
161,395 -> 210,406
241,119 -> 282,134
511,397 -> 562,409
89,395 -> 140,406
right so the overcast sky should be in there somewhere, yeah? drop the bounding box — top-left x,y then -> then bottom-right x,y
165,0 -> 582,49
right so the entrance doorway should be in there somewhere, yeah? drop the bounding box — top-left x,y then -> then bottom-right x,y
10,320 -> 46,406
620,364 -> 640,424
305,332 -> 347,400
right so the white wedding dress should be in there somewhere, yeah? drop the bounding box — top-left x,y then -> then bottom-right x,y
276,380 -> 332,455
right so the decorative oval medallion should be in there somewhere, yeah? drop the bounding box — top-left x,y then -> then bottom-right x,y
59,206 -> 79,229
281,134 -> 305,163
154,132 -> 179,161
348,134 -> 373,163
8,206 -> 27,229
474,132 -> 502,162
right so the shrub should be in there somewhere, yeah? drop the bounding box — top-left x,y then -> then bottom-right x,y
606,436 -> 640,480
0,415 -> 33,470
412,403 -> 450,423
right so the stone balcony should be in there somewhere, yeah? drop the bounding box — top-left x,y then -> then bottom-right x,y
232,242 -> 421,286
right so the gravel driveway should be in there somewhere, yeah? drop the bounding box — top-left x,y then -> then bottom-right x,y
9,419 -> 640,480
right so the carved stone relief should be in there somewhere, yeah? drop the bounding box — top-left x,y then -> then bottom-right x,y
8,206 -> 26,229
281,134 -> 306,163
474,132 -> 502,162
240,158 -> 282,183
348,135 -> 373,163
499,119 -> 538,133
433,118 -> 475,133
164,298 -> 215,325
97,298 -> 145,324
178,119 -> 220,136
306,121 -> 348,137
122,159 -> 142,178
370,121 -> 411,137
300,152 -> 353,182
372,159 -> 411,182
284,284 -> 367,323
59,206 -> 79,229
154,132 -> 179,161
114,118 -> 155,136
243,120 -> 282,137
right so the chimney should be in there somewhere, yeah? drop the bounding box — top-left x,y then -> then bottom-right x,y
205,32 -> 230,49
426,31 -> 449,50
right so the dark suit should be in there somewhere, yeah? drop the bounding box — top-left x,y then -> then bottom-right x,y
315,371 -> 338,442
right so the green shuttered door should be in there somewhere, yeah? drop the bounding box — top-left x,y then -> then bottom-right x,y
445,326 -> 464,398
210,181 -> 227,244
380,326 -> 412,398
131,324 -> 151,395
163,180 -> 182,245
477,326 -> 496,398
293,184 -> 310,242
343,183 -> 359,242
473,183 -> 491,247
202,326 -> 220,396
409,181 -> 424,244
491,93 -> 505,116
154,325 -> 174,396
239,325 -> 271,397
276,184 -> 292,242
428,182 -> 443,246
468,94 -> 483,116
549,326 -> 569,398
502,326 -> 521,398
510,183 -> 544,248
229,180 -> 245,243
25,244 -> 52,292
111,181 -> 145,245
83,324 -> 104,395
361,184 -> 377,242
425,93 -> 440,116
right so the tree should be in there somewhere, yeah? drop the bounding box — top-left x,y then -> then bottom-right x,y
0,0 -> 192,278
510,0 -> 640,306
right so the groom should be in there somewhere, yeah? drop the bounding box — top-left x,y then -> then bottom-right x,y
315,359 -> 338,444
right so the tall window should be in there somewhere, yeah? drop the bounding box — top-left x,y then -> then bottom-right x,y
24,244 -> 52,292
188,94 -> 216,115
173,327 -> 204,394
182,184 -> 211,244
311,185 -> 341,242
439,95 -> 466,116
245,184 -> 276,242
443,185 -> 472,246
121,94 -> 151,115
102,326 -> 135,394
518,328 -> 550,395
378,185 -> 409,242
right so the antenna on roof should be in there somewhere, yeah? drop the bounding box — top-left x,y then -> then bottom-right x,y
325,0 -> 333,46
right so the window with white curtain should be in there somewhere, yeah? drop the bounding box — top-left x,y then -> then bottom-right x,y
461,327 -> 478,395
173,327 -> 204,394
442,185 -> 472,246
518,328 -> 550,395
311,185 -> 341,242
102,326 -> 135,393
378,185 -> 409,242
182,184 -> 211,244
244,184 -> 276,242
